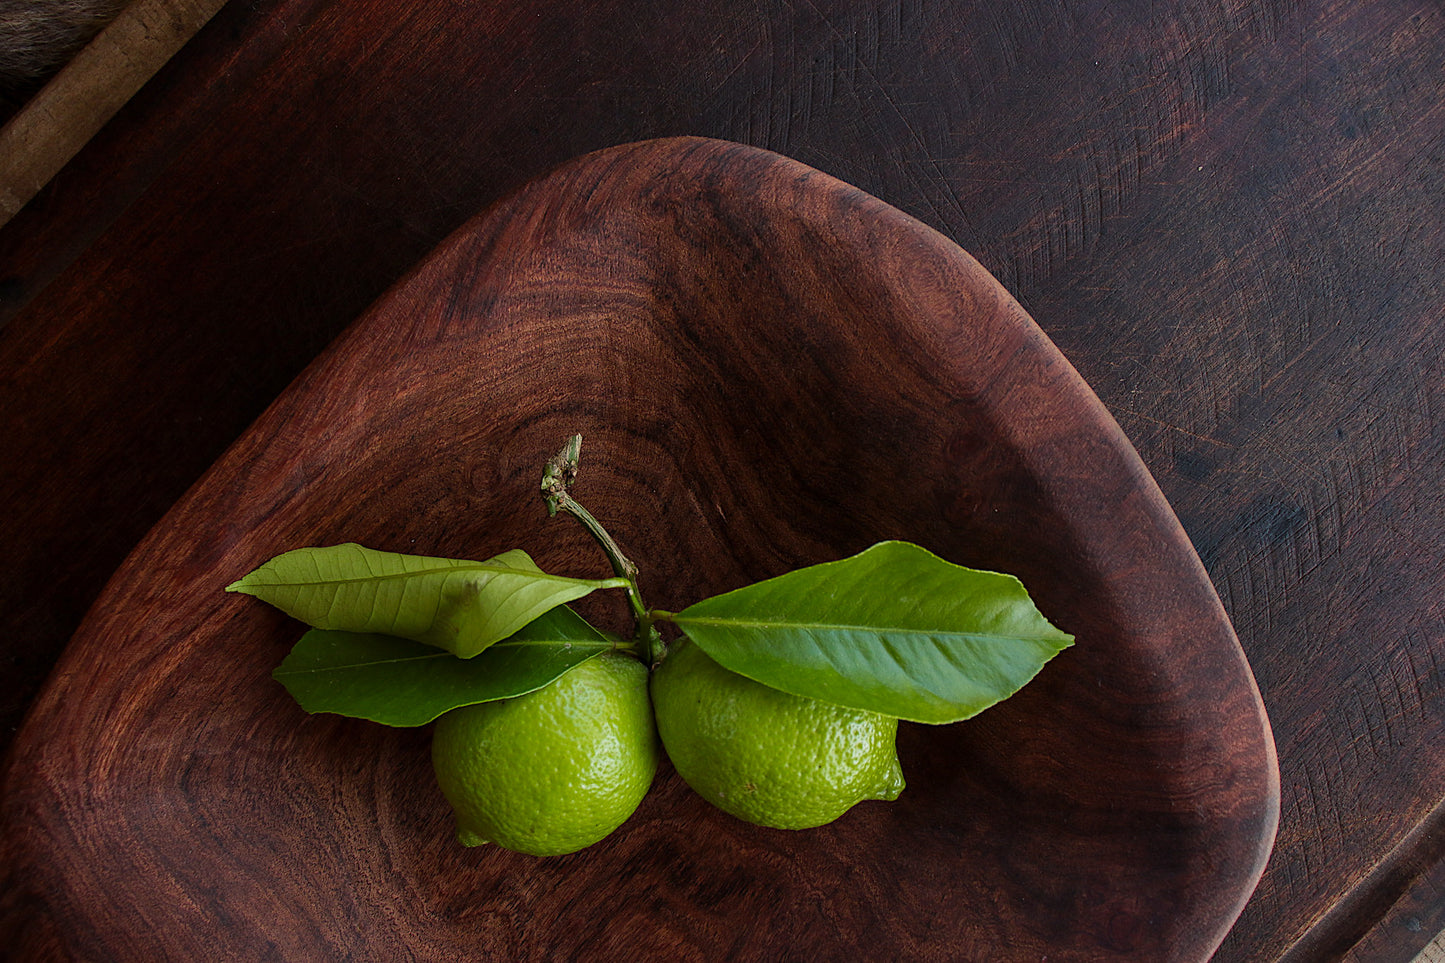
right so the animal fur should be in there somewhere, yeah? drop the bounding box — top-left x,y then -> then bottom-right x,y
0,0 -> 128,112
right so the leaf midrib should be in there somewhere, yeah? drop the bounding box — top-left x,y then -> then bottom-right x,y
673,614 -> 1060,645
244,563 -> 625,588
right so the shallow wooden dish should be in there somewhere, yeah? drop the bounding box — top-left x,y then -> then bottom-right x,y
0,137 -> 1278,960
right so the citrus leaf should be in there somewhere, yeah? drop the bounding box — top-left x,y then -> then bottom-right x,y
669,541 -> 1074,724
228,542 -> 627,658
272,605 -> 618,726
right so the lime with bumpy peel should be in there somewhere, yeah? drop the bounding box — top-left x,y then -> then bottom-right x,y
650,637 -> 904,830
431,651 -> 659,856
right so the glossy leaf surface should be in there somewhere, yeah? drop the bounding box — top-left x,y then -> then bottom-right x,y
670,541 -> 1074,724
271,605 -> 618,726
228,543 -> 626,658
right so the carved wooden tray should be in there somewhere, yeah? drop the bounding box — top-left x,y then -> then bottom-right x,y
0,137 -> 1278,960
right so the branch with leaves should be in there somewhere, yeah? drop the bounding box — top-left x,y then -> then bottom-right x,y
228,434 -> 1073,729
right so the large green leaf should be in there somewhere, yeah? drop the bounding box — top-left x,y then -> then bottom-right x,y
228,543 -> 626,658
272,605 -> 619,726
669,541 -> 1074,724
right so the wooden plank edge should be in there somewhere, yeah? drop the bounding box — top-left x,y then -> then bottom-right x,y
0,0 -> 230,229
1274,792 -> 1445,962
1412,928 -> 1445,963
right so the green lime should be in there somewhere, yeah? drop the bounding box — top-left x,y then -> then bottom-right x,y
649,637 -> 904,830
431,651 -> 659,856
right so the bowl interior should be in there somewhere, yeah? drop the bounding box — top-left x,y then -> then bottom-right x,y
1,137 -> 1276,962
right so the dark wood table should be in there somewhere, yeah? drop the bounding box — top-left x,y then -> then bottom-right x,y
1,0 -> 1441,959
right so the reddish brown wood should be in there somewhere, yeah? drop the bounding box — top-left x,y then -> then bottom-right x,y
1,0 -> 1442,959
0,138 -> 1278,960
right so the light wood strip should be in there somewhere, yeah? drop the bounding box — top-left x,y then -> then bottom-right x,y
1415,931 -> 1445,963
0,0 -> 228,228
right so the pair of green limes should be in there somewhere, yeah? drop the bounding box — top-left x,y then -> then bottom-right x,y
431,638 -> 904,856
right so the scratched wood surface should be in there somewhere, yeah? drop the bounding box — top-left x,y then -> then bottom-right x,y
0,0 -> 1440,959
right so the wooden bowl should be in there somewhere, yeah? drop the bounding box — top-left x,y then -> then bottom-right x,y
0,137 -> 1277,961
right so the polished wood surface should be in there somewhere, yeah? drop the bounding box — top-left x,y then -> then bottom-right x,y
0,1 -> 1441,959
0,138 -> 1278,960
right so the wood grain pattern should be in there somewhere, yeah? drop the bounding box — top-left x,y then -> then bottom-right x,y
0,0 -> 1441,959
0,138 -> 1277,960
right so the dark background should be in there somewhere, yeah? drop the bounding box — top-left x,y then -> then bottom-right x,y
1,0 -> 1442,958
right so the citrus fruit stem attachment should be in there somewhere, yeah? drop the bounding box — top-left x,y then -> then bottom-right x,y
542,434 -> 663,662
